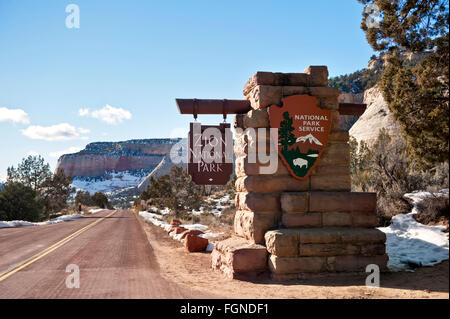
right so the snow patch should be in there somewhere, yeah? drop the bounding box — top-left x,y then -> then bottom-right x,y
378,189 -> 449,271
139,209 -> 222,252
0,214 -> 83,229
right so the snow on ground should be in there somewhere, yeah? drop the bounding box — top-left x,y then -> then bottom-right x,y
88,208 -> 105,214
378,189 -> 449,271
139,209 -> 223,251
0,214 -> 83,229
71,170 -> 147,195
192,193 -> 234,217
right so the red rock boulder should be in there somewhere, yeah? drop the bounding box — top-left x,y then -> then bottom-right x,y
185,234 -> 209,252
170,226 -> 188,235
170,219 -> 182,227
180,229 -> 204,240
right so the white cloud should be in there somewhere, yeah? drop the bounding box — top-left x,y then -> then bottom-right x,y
49,146 -> 83,158
89,104 -> 132,124
0,107 -> 30,124
21,123 -> 89,141
78,108 -> 90,116
78,127 -> 90,134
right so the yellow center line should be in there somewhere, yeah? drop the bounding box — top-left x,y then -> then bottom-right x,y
0,210 -> 116,282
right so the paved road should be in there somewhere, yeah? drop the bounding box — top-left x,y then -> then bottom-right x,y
0,209 -> 212,298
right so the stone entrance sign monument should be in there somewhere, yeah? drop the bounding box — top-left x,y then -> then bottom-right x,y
177,65 -> 388,279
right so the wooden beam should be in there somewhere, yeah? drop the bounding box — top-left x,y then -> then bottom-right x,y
176,98 -> 366,116
176,99 -> 251,116
338,103 -> 366,116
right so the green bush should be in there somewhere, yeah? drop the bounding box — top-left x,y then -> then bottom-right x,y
91,192 -> 109,209
0,182 -> 45,222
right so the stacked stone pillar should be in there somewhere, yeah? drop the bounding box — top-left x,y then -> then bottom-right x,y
211,66 -> 388,279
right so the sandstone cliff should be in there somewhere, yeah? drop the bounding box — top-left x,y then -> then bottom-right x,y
349,85 -> 401,145
56,139 -> 181,178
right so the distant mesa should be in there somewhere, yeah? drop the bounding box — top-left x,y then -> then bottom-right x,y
56,138 -> 187,196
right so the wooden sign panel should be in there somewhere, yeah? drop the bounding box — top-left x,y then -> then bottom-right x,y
268,95 -> 332,180
188,122 -> 233,185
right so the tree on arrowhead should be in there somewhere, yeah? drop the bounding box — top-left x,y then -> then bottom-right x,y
279,111 -> 296,151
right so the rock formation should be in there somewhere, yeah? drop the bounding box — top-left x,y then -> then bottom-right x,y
56,139 -> 181,178
349,85 -> 401,145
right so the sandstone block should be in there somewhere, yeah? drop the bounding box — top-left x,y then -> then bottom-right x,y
243,72 -> 309,96
298,228 -> 386,244
280,192 -> 309,213
309,192 -> 377,213
308,87 -> 339,98
235,154 -> 289,177
360,244 -> 386,256
213,237 -> 268,273
318,142 -> 350,167
351,212 -> 378,228
310,174 -> 351,191
247,85 -> 313,109
322,212 -> 352,227
235,192 -> 280,213
331,254 -> 389,272
303,66 -> 328,87
338,228 -> 386,244
234,210 -> 279,244
269,255 -> 326,274
246,85 -> 282,110
234,114 -> 245,129
310,165 -> 349,176
243,109 -> 270,128
331,110 -> 341,131
300,243 -> 360,257
236,175 -> 309,193
318,96 -> 339,110
282,213 -> 322,228
265,229 -> 300,257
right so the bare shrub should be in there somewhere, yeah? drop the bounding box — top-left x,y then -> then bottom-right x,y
414,195 -> 449,230
350,129 -> 449,226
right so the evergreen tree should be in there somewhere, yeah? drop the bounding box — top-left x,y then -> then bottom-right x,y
140,166 -> 203,216
358,0 -> 449,168
7,155 -> 52,191
91,192 -> 109,209
75,190 -> 94,206
279,112 -> 296,151
40,169 -> 74,216
0,182 -> 45,222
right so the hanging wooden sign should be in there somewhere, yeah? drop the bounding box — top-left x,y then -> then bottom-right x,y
188,122 -> 233,185
268,95 -> 332,180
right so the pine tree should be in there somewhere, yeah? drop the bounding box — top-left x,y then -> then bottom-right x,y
279,112 -> 296,151
7,155 -> 52,191
41,169 -> 74,215
358,0 -> 449,168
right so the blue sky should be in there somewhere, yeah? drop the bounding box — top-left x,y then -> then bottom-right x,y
0,0 -> 375,180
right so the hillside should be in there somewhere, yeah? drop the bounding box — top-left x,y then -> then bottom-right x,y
56,138 -> 184,198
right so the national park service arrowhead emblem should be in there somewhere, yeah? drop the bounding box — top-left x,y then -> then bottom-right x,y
269,95 -> 332,180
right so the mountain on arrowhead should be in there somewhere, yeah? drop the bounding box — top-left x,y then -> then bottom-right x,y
296,133 -> 323,146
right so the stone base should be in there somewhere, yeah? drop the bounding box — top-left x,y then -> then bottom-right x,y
211,237 -> 268,279
265,228 -> 388,275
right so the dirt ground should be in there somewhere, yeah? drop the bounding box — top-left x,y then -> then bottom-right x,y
138,216 -> 449,299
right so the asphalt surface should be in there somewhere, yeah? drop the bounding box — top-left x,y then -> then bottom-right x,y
0,209 -> 212,298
